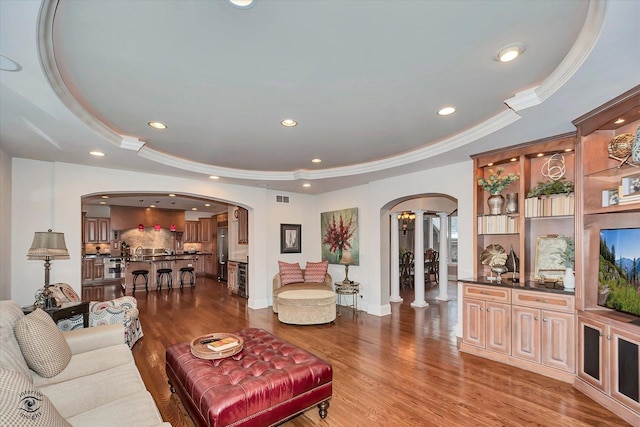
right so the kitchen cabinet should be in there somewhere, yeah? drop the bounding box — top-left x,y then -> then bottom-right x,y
236,208 -> 248,244
82,258 -> 104,282
228,261 -> 238,294
204,254 -> 215,276
82,284 -> 104,302
462,284 -> 511,355
199,218 -> 213,243
237,262 -> 248,298
196,255 -> 205,275
84,217 -> 111,244
184,221 -> 200,243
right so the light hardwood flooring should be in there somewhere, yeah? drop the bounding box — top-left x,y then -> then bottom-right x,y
131,277 -> 629,426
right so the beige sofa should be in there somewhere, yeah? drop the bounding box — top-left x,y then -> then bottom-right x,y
0,300 -> 169,426
272,270 -> 333,313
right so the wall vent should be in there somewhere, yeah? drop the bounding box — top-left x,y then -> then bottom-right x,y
276,195 -> 290,203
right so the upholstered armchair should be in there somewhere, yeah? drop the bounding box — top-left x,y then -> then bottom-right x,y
44,283 -> 143,348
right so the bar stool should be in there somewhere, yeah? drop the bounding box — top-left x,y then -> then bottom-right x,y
131,269 -> 149,293
179,267 -> 195,289
156,268 -> 173,291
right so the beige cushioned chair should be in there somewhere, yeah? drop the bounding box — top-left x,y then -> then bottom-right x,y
272,270 -> 333,313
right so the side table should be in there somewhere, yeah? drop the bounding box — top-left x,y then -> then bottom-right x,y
23,301 -> 90,328
335,282 -> 360,316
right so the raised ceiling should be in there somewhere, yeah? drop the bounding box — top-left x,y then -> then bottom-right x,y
1,1 -> 639,196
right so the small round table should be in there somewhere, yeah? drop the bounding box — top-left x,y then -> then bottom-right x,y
335,282 -> 360,316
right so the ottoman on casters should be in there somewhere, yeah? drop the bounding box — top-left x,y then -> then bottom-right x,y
166,328 -> 332,427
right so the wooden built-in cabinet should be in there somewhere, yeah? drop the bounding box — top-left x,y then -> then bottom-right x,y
82,258 -> 104,282
236,208 -> 248,244
227,261 -> 238,294
84,218 -> 111,244
571,85 -> 640,425
199,217 -> 213,243
184,221 -> 199,243
462,284 -> 511,354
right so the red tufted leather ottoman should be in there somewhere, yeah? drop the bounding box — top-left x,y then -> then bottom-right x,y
166,328 -> 332,427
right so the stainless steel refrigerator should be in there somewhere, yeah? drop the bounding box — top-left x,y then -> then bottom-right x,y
217,226 -> 228,281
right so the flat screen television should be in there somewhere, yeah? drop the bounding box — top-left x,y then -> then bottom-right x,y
599,228 -> 640,317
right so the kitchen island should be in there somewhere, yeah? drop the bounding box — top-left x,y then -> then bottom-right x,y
124,253 -> 203,293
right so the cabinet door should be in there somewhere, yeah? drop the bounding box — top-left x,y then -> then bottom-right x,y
541,310 -> 575,372
609,326 -> 640,413
205,255 -> 214,275
82,259 -> 94,281
200,218 -> 212,242
577,316 -> 608,393
486,302 -> 511,354
98,218 -> 110,243
93,260 -> 104,280
462,299 -> 485,348
512,305 -> 540,363
85,218 -> 98,243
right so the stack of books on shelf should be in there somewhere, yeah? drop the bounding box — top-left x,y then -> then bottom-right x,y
477,214 -> 519,234
524,193 -> 575,218
602,173 -> 640,207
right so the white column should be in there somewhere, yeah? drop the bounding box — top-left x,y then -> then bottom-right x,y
436,212 -> 451,301
390,213 -> 402,303
411,210 -> 428,308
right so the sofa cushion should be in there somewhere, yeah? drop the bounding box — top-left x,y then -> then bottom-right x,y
0,301 -> 31,378
14,309 -> 72,378
65,390 -> 165,427
278,261 -> 304,285
304,260 -> 329,283
0,368 -> 71,426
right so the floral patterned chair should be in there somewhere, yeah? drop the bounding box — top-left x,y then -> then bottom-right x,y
43,283 -> 143,348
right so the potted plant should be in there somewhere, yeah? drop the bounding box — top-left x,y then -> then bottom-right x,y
477,167 -> 519,214
556,236 -> 575,290
527,178 -> 574,197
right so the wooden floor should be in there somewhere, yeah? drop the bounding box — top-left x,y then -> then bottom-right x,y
131,277 -> 629,427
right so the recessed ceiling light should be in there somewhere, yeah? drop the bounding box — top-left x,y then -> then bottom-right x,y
614,118 -> 625,124
204,203 -> 211,207
150,205 -> 156,208
226,0 -> 256,9
537,153 -> 544,157
437,106 -> 456,116
89,151 -> 105,157
191,207 -> 198,211
510,157 -> 517,162
281,118 -> 297,127
303,183 -> 311,187
564,148 -> 573,152
496,43 -> 525,62
101,195 -> 109,199
99,201 -> 107,205
209,175 -> 219,180
0,54 -> 22,72
148,121 -> 167,130
487,163 -> 493,167
312,158 -> 322,163
168,194 -> 176,197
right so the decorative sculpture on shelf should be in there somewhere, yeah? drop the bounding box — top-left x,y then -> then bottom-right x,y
505,245 -> 520,283
480,244 -> 507,282
541,153 -> 567,181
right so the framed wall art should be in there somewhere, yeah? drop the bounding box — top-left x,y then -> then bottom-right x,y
534,235 -> 566,280
280,224 -> 301,253
321,208 -> 359,265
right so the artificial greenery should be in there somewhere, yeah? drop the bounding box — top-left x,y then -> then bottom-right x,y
527,178 -> 574,197
477,167 -> 519,195
556,236 -> 575,268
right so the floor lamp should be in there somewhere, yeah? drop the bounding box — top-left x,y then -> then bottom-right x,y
27,229 -> 69,309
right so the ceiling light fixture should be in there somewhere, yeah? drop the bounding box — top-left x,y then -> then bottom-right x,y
537,153 -> 544,157
437,106 -> 456,116
209,175 -> 219,180
101,195 -> 109,199
281,119 -> 297,127
99,201 -> 107,205
496,43 -> 525,63
191,208 -> 198,211
0,54 -> 22,72
303,183 -> 311,187
168,193 -> 176,197
89,151 -> 105,157
487,163 -> 493,167
226,0 -> 256,9
150,205 -> 156,208
510,157 -> 517,162
312,158 -> 322,163
564,148 -> 573,152
148,121 -> 167,130
614,118 -> 625,124
204,203 -> 211,207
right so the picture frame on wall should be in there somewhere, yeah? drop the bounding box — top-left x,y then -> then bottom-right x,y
280,224 -> 301,253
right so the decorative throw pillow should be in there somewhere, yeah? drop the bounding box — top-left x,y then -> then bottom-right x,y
278,261 -> 304,285
14,309 -> 72,378
304,260 -> 329,283
0,368 -> 71,426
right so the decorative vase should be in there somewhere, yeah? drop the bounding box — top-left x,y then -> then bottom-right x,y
505,193 -> 518,214
563,267 -> 575,290
487,193 -> 505,215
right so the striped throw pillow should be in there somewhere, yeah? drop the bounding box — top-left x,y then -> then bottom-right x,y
278,261 -> 304,285
304,260 -> 329,283
14,309 -> 72,378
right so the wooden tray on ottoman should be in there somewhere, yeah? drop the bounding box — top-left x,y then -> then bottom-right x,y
190,332 -> 243,360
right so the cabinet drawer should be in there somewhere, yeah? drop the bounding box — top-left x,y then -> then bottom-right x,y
512,289 -> 574,313
463,284 -> 510,303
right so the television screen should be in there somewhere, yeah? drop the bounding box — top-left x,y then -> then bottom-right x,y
599,228 -> 640,317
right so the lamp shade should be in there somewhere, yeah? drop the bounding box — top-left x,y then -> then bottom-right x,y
27,230 -> 69,260
339,251 -> 354,265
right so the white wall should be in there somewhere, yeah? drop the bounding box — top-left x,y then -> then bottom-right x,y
9,157 -> 474,328
0,147 -> 11,299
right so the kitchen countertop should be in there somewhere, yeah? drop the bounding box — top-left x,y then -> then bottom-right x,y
126,254 -> 202,262
459,277 -> 574,295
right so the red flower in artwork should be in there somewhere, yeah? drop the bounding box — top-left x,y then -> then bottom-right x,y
323,213 -> 355,261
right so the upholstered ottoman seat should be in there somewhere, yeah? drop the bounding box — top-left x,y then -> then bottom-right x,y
166,328 -> 332,427
277,289 -> 336,325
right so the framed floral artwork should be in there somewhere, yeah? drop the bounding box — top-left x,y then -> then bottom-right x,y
321,208 -> 359,265
280,224 -> 301,253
